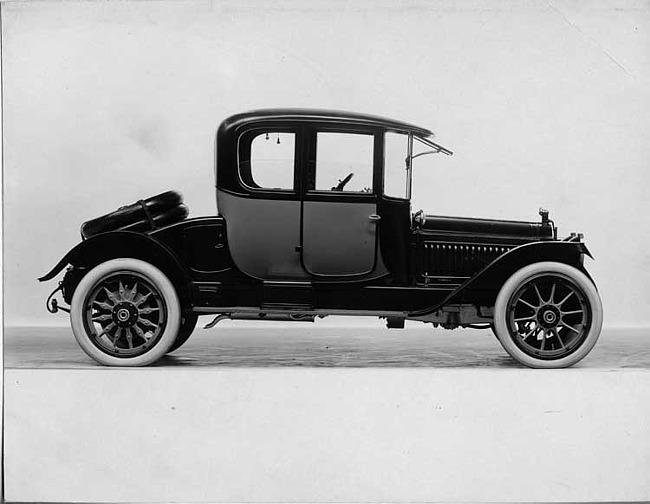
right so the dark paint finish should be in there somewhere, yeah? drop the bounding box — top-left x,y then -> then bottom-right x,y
415,241 -> 591,315
377,197 -> 412,284
220,108 -> 432,139
40,230 -> 194,306
150,217 -> 234,278
217,109 -> 428,198
420,214 -> 554,240
41,109 -> 595,333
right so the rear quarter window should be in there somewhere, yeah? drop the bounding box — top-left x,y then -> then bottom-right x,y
239,131 -> 296,190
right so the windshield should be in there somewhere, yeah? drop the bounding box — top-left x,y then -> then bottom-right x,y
406,134 -> 453,199
383,132 -> 452,200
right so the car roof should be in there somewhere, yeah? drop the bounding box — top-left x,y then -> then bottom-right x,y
220,108 -> 433,137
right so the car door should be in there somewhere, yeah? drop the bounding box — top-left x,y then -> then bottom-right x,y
301,128 -> 380,276
217,125 -> 308,280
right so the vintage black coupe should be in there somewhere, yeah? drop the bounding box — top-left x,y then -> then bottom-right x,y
41,109 -> 603,368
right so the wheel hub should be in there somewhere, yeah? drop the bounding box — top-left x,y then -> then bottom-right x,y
112,302 -> 139,327
538,305 -> 560,329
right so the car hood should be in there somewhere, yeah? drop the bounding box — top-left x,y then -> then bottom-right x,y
419,214 -> 555,241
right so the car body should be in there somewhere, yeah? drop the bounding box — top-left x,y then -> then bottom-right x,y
40,109 -> 603,367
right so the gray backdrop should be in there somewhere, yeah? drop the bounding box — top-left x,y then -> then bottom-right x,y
3,0 -> 649,327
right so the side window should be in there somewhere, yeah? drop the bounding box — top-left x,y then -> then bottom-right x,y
384,132 -> 409,199
314,132 -> 373,193
241,132 -> 295,190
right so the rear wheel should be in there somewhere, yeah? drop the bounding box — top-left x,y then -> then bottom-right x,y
167,313 -> 198,353
70,258 -> 181,366
493,261 -> 603,368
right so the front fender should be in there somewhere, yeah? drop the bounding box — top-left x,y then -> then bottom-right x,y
39,231 -> 191,304
409,240 -> 594,317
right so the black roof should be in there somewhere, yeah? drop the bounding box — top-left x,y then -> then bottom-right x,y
220,108 -> 433,137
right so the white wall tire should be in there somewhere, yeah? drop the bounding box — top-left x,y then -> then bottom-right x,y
70,258 -> 181,366
166,313 -> 198,353
493,261 -> 603,369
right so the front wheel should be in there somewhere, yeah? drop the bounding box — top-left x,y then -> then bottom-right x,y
493,261 -> 603,369
70,258 -> 181,366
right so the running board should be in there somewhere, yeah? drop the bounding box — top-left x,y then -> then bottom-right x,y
204,312 -> 315,328
263,281 -> 313,309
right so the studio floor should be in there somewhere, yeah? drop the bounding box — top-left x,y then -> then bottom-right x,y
5,323 -> 650,369
4,323 -> 650,503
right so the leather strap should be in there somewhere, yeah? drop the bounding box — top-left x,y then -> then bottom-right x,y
137,199 -> 157,230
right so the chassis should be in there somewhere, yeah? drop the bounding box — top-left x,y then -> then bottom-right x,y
41,109 -> 603,367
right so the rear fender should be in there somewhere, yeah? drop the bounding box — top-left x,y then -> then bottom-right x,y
39,231 -> 191,305
410,241 -> 594,316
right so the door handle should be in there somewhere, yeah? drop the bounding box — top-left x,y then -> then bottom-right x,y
368,214 -> 381,222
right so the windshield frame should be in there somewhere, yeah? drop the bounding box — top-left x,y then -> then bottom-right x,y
404,134 -> 453,199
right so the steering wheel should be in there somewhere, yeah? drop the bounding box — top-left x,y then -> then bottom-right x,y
332,172 -> 354,191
